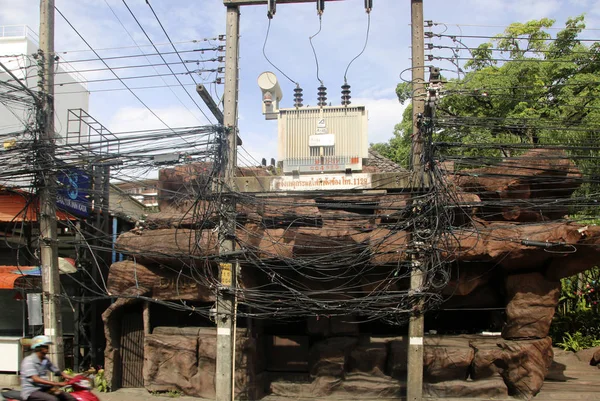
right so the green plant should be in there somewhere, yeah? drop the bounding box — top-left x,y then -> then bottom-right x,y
551,266 -> 600,349
556,331 -> 600,352
151,390 -> 182,398
61,368 -> 75,392
93,369 -> 110,393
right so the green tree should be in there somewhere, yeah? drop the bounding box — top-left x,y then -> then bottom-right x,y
376,16 -> 600,179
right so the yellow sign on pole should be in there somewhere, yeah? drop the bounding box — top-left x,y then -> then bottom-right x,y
219,262 -> 232,286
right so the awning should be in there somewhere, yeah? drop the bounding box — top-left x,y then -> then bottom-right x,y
0,266 -> 36,290
0,192 -> 73,222
0,258 -> 77,289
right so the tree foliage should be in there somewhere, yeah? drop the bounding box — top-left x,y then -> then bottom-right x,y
377,15 -> 600,183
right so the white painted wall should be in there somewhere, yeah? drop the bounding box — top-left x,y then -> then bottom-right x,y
0,27 -> 89,145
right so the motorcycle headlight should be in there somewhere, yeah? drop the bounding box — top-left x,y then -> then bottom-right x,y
77,379 -> 92,390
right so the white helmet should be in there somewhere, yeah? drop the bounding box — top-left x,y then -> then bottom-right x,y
31,335 -> 53,350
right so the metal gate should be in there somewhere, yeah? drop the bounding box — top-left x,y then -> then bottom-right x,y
120,311 -> 144,388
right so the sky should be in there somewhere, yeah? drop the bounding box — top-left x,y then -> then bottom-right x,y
1,0 -> 600,169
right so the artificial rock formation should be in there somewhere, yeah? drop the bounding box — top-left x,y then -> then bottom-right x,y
104,149 -> 600,399
143,328 -> 264,400
503,273 -> 561,340
264,335 -> 552,399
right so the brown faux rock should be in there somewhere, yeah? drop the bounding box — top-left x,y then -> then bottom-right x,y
347,341 -> 387,376
309,376 -> 342,397
271,374 -> 402,398
269,381 -> 310,398
503,273 -> 560,339
443,222 -> 585,270
142,330 -> 262,400
106,261 -> 215,301
499,337 -> 553,399
265,335 -> 309,372
105,150 -> 600,401
442,262 -> 494,296
470,341 -> 505,380
545,228 -> 600,280
306,316 -> 360,337
592,348 -> 600,367
144,334 -> 205,396
387,338 -> 408,379
451,149 -> 581,222
423,346 -> 474,382
270,376 -> 340,398
424,377 -> 508,398
308,337 -> 358,378
337,373 -> 404,397
307,316 -> 330,336
116,228 -> 218,265
442,336 -> 553,399
441,284 -> 503,310
574,345 -> 600,364
329,315 -> 360,336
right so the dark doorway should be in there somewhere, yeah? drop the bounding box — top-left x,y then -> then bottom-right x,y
119,310 -> 144,388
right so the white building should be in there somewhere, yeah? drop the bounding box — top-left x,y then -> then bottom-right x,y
0,25 -> 89,145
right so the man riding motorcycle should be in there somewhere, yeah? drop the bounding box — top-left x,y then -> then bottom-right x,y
20,336 -> 76,401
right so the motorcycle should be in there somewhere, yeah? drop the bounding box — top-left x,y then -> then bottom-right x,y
1,375 -> 100,401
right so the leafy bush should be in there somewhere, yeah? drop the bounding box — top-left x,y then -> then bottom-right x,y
151,390 -> 182,398
61,368 -> 109,393
93,369 -> 110,393
551,267 -> 600,351
556,331 -> 600,352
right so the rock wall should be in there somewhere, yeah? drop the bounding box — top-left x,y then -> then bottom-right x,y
264,334 -> 552,399
143,328 -> 265,400
104,149 -> 600,399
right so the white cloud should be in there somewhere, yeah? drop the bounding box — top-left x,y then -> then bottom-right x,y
591,0 -> 600,16
237,128 -> 278,167
354,97 -> 406,145
108,105 -> 210,133
449,0 -> 561,22
512,0 -> 561,20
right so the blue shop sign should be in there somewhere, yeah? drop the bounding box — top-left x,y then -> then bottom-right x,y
57,168 -> 90,217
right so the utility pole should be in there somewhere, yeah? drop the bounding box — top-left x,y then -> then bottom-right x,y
216,5 -> 240,401
39,0 -> 64,369
407,1 -> 425,401
410,0 -> 425,174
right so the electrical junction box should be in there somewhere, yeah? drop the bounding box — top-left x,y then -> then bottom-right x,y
277,105 -> 368,174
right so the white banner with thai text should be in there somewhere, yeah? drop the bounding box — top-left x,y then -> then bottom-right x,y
271,173 -> 372,191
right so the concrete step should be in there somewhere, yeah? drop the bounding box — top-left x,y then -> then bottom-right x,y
0,374 -> 19,387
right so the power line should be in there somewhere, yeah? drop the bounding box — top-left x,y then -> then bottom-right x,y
55,38 -> 221,54
51,59 -> 219,76
104,0 -> 207,126
54,5 -> 177,133
431,55 -> 599,64
55,48 -> 221,64
433,22 -> 600,32
52,82 -> 197,95
121,0 -> 214,124
145,0 -> 215,91
436,33 -> 600,42
20,69 -> 219,87
431,44 -> 597,56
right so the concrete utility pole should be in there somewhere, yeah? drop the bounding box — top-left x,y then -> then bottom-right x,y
408,1 -> 425,401
215,1 -> 342,399
216,6 -> 240,401
39,0 -> 64,369
410,0 -> 425,173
